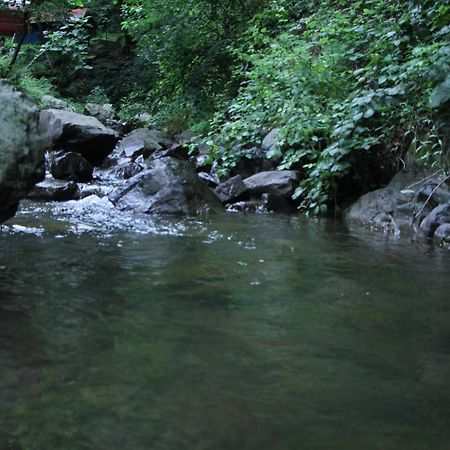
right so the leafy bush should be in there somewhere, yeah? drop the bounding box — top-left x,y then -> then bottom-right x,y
211,0 -> 450,213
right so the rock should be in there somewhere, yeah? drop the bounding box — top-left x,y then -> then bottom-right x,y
41,95 -> 73,111
0,80 -> 48,223
190,154 -> 212,172
27,179 -> 80,202
419,204 -> 450,239
50,151 -> 93,182
197,172 -> 219,188
261,193 -> 295,213
346,188 -> 401,231
226,200 -> 267,213
113,160 -> 144,180
226,194 -> 294,214
434,223 -> 450,243
261,128 -> 280,152
79,184 -> 108,199
416,181 -> 450,207
231,146 -> 276,179
214,175 -> 247,203
39,108 -> 119,165
152,144 -> 190,161
346,169 -> 450,234
84,103 -> 115,123
132,112 -> 153,128
243,170 -> 300,198
175,130 -> 197,145
115,128 -> 173,160
109,156 -> 223,215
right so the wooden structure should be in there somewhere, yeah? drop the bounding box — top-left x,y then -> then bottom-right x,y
0,1 -> 88,39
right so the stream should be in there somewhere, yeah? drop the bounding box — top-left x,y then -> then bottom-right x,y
1,199 -> 450,450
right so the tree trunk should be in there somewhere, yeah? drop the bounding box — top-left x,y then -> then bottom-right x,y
9,6 -> 29,69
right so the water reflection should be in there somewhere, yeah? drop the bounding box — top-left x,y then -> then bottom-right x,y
0,212 -> 449,449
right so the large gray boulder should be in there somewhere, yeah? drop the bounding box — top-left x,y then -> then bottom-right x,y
0,80 -> 48,223
40,108 -> 119,165
261,128 -> 280,152
419,204 -> 450,239
214,175 -> 247,203
243,170 -> 300,198
345,187 -> 405,232
345,169 -> 450,235
109,156 -> 223,215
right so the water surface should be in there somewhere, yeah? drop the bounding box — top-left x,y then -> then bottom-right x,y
1,202 -> 450,450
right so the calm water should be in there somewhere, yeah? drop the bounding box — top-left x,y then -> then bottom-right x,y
1,200 -> 450,450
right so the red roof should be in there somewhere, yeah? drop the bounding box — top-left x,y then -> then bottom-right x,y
0,9 -> 22,35
0,7 -> 88,35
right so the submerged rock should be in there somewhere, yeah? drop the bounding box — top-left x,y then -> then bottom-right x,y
40,108 -> 119,165
226,200 -> 267,213
50,151 -> 93,183
0,80 -> 48,223
27,178 -> 80,202
261,193 -> 295,213
109,156 -> 223,215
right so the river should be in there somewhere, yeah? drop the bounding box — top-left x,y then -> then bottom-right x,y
1,199 -> 450,450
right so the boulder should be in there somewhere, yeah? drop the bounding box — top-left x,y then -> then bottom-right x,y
50,151 -> 93,183
113,160 -> 144,180
434,223 -> 450,243
109,156 -> 223,215
230,146 -> 276,179
153,144 -> 190,161
261,193 -> 295,213
175,130 -> 197,145
27,178 -> 80,202
190,154 -> 212,172
0,80 -> 48,223
261,128 -> 280,152
214,175 -> 247,203
197,172 -> 219,188
84,102 -> 115,123
40,108 -> 119,165
41,95 -> 73,111
345,188 -> 403,232
115,128 -> 173,160
243,170 -> 300,198
419,204 -> 450,239
345,170 -> 450,234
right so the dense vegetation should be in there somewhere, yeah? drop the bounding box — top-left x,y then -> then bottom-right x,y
1,0 -> 449,212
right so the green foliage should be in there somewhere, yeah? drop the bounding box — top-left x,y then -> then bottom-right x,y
211,0 -> 450,213
119,0 -> 272,129
38,14 -> 93,85
1,54 -> 56,106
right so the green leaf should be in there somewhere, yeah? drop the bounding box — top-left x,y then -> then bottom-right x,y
430,74 -> 450,108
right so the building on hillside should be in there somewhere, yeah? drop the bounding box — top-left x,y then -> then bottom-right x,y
0,1 -> 88,44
